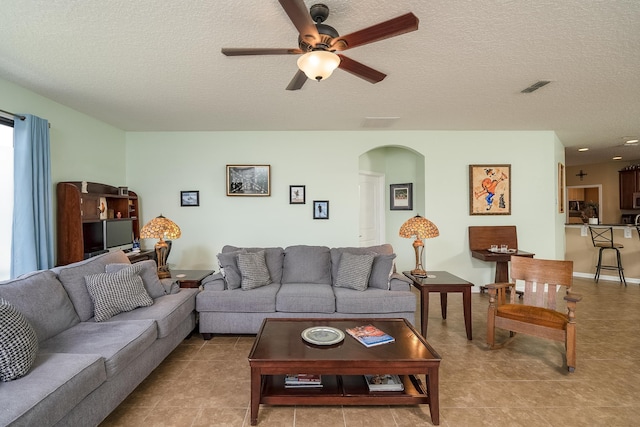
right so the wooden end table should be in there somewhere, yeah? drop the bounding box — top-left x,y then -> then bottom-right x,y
169,269 -> 214,288
248,318 -> 441,426
403,271 -> 474,340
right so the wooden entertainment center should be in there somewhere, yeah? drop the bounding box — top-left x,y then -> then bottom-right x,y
56,181 -> 141,266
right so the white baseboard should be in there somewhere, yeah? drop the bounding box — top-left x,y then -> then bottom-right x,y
572,271 -> 638,284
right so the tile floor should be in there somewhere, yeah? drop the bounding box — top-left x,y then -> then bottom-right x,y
101,277 -> 640,426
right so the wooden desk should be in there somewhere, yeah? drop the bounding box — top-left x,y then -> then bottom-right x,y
471,250 -> 534,283
403,271 -> 473,340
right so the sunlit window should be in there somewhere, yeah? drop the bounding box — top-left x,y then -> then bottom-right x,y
0,121 -> 13,280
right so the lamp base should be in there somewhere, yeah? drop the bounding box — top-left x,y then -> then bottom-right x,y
411,268 -> 428,278
157,267 -> 171,279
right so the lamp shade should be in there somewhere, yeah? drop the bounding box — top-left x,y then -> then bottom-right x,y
140,215 -> 181,240
297,51 -> 341,82
399,215 -> 440,240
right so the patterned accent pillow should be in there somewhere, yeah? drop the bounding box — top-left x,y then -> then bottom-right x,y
105,260 -> 166,298
0,298 -> 39,382
84,263 -> 153,322
237,251 -> 272,290
335,252 -> 375,291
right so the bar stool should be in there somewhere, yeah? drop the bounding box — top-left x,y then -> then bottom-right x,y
589,226 -> 626,285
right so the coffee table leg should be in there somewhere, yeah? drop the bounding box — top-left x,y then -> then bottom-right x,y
463,287 -> 472,340
250,368 -> 261,425
426,367 -> 440,425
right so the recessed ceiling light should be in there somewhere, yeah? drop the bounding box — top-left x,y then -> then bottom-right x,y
613,156 -> 623,160
578,148 -> 589,152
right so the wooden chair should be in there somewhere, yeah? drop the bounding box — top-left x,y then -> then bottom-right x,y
486,256 -> 582,372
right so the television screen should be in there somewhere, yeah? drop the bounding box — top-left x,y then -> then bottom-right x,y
82,222 -> 104,253
104,219 -> 134,251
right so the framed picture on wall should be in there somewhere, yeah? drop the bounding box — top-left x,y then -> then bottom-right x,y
469,164 -> 511,215
180,190 -> 199,207
289,185 -> 305,204
226,165 -> 271,196
390,183 -> 413,210
313,201 -> 329,219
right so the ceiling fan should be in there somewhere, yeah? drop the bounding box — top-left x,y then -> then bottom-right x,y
221,0 -> 419,90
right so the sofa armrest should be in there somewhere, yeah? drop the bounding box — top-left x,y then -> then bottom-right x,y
202,272 -> 226,291
389,272 -> 412,291
160,278 -> 180,294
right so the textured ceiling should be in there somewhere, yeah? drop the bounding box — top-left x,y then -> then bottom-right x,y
1,0 -> 639,166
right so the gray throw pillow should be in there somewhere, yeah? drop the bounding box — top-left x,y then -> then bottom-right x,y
335,252 -> 375,291
217,250 -> 245,290
237,251 -> 272,290
0,298 -> 38,382
369,253 -> 397,290
105,260 -> 166,298
85,263 -> 153,322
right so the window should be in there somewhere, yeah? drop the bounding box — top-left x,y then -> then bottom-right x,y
0,119 -> 13,280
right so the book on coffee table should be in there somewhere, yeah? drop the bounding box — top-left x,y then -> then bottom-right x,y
364,374 -> 404,391
345,324 -> 395,347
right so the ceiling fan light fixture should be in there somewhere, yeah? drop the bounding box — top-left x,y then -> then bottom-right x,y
297,50 -> 340,82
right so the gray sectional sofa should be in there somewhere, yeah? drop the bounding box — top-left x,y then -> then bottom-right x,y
196,244 -> 416,337
0,251 -> 198,427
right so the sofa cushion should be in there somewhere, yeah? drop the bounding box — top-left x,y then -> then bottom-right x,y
276,283 -> 336,313
334,252 -> 375,291
0,352 -> 106,427
223,246 -> 285,284
54,250 -> 131,321
0,270 -> 80,343
85,263 -> 154,322
334,287 -> 416,314
238,250 -> 272,290
106,260 -> 166,298
106,288 -> 198,338
39,319 -> 157,379
282,245 -> 332,285
330,245 -> 395,289
0,298 -> 38,381
217,249 -> 245,290
196,283 -> 280,313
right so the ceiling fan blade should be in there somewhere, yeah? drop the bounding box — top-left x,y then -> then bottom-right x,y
222,47 -> 303,56
286,69 -> 307,91
337,54 -> 386,84
331,13 -> 419,51
278,0 -> 320,44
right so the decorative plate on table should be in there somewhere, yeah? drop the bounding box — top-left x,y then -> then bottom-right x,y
301,326 -> 345,346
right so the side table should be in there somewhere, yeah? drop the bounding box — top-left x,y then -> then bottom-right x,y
170,269 -> 215,288
403,271 -> 473,340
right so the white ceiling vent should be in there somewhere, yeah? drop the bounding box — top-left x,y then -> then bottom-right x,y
362,117 -> 400,128
521,80 -> 551,93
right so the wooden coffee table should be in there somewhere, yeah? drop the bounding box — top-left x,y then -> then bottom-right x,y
248,318 -> 441,425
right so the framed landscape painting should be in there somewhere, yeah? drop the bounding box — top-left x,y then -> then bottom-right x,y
180,190 -> 199,207
469,164 -> 511,215
226,165 -> 271,196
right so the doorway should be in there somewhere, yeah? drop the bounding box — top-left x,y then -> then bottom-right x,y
359,172 -> 385,246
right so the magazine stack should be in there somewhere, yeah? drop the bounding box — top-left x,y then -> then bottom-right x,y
284,374 -> 323,388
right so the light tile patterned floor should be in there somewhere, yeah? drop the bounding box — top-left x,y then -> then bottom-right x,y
101,277 -> 640,426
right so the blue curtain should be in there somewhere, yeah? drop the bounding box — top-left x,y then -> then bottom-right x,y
11,114 -> 54,278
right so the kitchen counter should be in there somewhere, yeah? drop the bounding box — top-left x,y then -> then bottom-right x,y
565,224 -> 640,283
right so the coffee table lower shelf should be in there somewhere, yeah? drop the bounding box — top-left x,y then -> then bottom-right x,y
260,374 -> 430,407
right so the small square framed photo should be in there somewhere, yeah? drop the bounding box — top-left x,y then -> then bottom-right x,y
390,183 -> 413,210
313,201 -> 329,219
180,191 -> 199,207
289,185 -> 306,204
